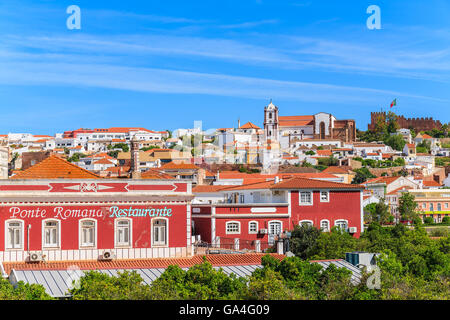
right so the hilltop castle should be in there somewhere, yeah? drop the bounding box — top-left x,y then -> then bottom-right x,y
368,112 -> 442,133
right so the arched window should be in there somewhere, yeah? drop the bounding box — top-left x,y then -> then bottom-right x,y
430,203 -> 434,211
299,220 -> 313,227
152,219 -> 167,246
226,221 -> 240,234
437,203 -> 442,211
320,220 -> 330,232
80,220 -> 96,248
43,220 -> 60,248
248,221 -> 258,234
115,219 -> 131,247
269,113 -> 272,119
6,220 -> 23,249
320,122 -> 326,139
335,220 -> 348,232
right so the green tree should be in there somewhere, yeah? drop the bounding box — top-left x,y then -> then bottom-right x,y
70,270 -> 151,300
398,193 -> 419,222
289,224 -> 321,259
0,278 -> 53,300
351,168 -> 376,184
384,134 -> 406,151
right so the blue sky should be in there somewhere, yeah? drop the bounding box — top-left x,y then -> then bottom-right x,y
0,0 -> 449,135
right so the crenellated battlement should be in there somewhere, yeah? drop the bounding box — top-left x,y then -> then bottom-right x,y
368,112 -> 442,132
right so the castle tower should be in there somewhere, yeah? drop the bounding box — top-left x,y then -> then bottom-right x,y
130,135 -> 141,179
264,101 -> 279,142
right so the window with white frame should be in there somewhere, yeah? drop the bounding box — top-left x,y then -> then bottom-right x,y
300,220 -> 313,227
422,203 -> 427,209
320,220 -> 330,232
6,221 -> 23,249
248,221 -> 258,234
226,222 -> 240,234
43,220 -> 59,248
80,220 -> 96,247
268,221 -> 282,235
320,191 -> 329,202
116,219 -> 131,247
299,191 -> 313,205
152,219 -> 167,246
335,220 -> 348,232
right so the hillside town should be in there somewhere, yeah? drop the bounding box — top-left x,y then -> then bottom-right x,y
0,101 -> 449,299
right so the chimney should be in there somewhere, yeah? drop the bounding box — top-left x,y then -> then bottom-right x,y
131,136 -> 141,179
238,118 -> 241,129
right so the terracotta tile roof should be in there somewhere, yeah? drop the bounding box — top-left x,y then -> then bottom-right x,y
93,158 -> 114,165
239,122 -> 261,129
364,176 -> 399,185
11,155 -> 100,179
161,162 -> 200,170
423,180 -> 442,187
192,185 -> 229,193
316,150 -> 332,156
141,169 -> 174,180
387,186 -> 414,195
407,144 -> 415,148
279,115 -> 314,127
2,253 -> 284,274
271,177 -> 363,190
422,134 -> 432,139
218,180 -> 276,191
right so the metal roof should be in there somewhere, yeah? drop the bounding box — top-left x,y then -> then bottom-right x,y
9,259 -> 362,298
9,265 -> 263,298
312,260 -> 363,285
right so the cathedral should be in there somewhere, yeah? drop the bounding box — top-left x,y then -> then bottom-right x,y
263,101 -> 356,144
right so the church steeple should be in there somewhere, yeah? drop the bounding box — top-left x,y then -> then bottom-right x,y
264,100 -> 279,142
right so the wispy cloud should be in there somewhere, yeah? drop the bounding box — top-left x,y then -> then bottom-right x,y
0,58 -> 446,106
219,19 -> 279,29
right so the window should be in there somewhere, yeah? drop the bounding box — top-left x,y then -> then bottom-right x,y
226,222 -> 240,234
116,219 -> 131,247
430,203 -> 434,211
446,203 -> 449,209
437,203 -> 442,211
268,221 -> 282,235
300,220 -> 313,227
152,219 -> 167,246
80,220 -> 96,247
299,191 -> 313,205
43,220 -> 59,248
320,191 -> 329,202
320,220 -> 330,232
422,203 -> 427,209
239,194 -> 245,203
6,221 -> 23,249
335,220 -> 348,232
248,221 -> 258,234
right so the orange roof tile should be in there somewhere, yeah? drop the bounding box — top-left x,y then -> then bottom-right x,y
11,155 -> 100,179
2,253 -> 284,274
271,177 -> 363,190
141,169 -> 174,180
364,176 -> 399,185
316,150 -> 332,156
279,115 -> 314,127
423,180 -> 442,187
93,158 -> 114,165
161,162 -> 200,170
192,185 -> 229,193
239,122 -> 261,129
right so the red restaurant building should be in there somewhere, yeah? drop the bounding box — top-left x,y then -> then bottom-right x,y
0,156 -> 193,262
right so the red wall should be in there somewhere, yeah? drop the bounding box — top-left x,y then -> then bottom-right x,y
290,190 -> 362,237
0,204 -> 188,251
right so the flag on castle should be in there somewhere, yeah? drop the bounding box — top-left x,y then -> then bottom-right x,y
390,98 -> 397,108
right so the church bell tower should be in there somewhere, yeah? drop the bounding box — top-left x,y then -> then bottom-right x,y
264,100 -> 279,142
